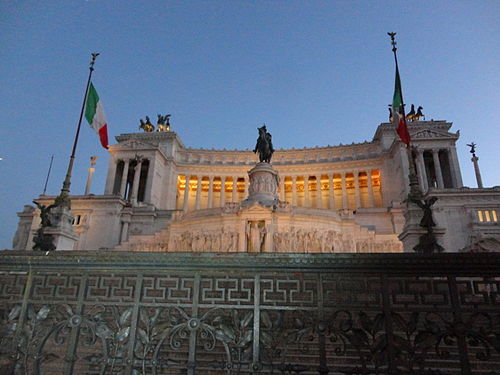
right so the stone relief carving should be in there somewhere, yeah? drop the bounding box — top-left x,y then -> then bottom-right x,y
171,229 -> 239,252
273,228 -> 402,253
246,220 -> 266,253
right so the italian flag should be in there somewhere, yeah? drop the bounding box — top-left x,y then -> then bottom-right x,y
392,66 -> 411,146
85,83 -> 109,149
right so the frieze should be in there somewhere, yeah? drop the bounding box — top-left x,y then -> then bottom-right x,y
411,129 -> 455,140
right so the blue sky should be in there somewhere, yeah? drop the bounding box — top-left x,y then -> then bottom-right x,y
1,1 -> 499,249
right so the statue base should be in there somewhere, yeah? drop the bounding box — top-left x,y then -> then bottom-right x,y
241,162 -> 280,207
45,205 -> 79,250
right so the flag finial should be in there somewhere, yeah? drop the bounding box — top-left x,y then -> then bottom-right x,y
90,53 -> 99,71
387,32 -> 397,52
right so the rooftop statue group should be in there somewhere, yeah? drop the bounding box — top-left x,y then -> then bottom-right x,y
254,125 -> 274,163
388,104 -> 425,122
139,114 -> 171,132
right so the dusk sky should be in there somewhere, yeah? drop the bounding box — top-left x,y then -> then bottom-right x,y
1,1 -> 499,249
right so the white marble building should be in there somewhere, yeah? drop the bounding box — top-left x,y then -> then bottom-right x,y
13,120 -> 500,252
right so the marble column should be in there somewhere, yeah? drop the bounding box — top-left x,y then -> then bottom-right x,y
208,176 -> 214,208
316,175 -> 322,208
279,176 -> 285,201
471,156 -> 483,188
232,176 -> 238,202
304,176 -> 310,207
104,156 -> 118,194
353,171 -> 361,209
195,176 -> 202,209
220,176 -> 226,206
417,150 -> 428,192
182,175 -> 191,211
130,159 -> 143,205
120,220 -> 130,244
244,177 -> 249,198
341,173 -> 348,209
328,174 -> 335,209
144,158 -> 154,204
367,170 -> 375,207
449,146 -> 463,187
119,159 -> 130,199
292,176 -> 297,206
432,149 -> 444,188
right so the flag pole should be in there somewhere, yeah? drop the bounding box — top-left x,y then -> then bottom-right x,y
387,33 -> 420,198
42,155 -> 54,195
55,53 -> 99,208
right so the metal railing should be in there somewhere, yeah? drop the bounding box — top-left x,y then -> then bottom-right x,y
1,251 -> 499,375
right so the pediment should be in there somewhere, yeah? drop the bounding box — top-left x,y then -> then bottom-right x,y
112,139 -> 156,151
411,129 -> 454,140
242,202 -> 273,213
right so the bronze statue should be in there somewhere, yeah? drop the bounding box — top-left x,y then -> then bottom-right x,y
139,116 -> 154,132
411,197 -> 438,229
157,114 -> 171,132
253,125 -> 274,163
388,106 -> 394,122
410,196 -> 444,253
33,201 -> 57,228
406,104 -> 416,121
32,201 -> 57,251
467,142 -> 477,157
414,106 -> 424,121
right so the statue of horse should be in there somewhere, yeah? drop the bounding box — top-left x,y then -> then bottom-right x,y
414,106 -> 425,121
157,114 -> 171,132
139,117 -> 154,132
406,104 -> 416,121
253,125 -> 274,163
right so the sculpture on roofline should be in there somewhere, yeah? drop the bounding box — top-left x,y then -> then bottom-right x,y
253,125 -> 274,163
405,104 -> 425,122
157,114 -> 171,132
139,116 -> 154,132
414,106 -> 424,121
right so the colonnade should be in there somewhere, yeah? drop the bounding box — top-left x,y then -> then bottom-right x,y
413,148 -> 456,191
111,157 -> 151,204
177,169 -> 382,211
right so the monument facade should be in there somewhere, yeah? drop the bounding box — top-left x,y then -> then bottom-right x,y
13,120 -> 500,252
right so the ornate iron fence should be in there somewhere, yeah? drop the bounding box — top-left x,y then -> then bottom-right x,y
1,251 -> 499,375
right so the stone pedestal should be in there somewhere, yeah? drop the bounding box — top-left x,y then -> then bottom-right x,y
399,204 -> 445,253
242,162 -> 280,207
45,205 -> 79,250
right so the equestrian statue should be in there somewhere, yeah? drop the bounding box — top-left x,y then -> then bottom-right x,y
253,125 -> 274,163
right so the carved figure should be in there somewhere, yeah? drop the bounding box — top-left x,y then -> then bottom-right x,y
414,106 -> 425,121
253,125 -> 274,163
388,106 -> 394,122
